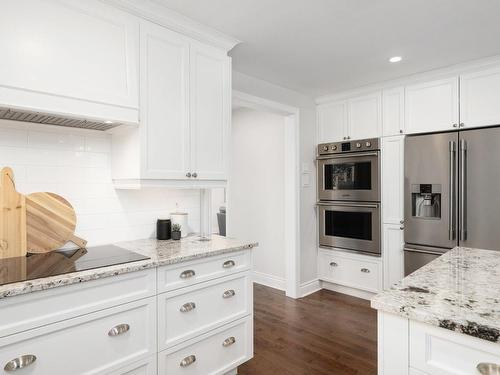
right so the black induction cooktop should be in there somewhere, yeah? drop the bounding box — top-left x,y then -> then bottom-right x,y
0,245 -> 150,286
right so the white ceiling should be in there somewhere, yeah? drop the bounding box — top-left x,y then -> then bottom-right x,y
155,0 -> 500,98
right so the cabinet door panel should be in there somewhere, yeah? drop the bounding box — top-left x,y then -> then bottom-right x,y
140,21 -> 190,179
348,92 -> 382,140
460,66 -> 500,129
190,44 -> 230,180
405,78 -> 459,134
383,224 -> 404,289
382,136 -> 404,224
383,87 -> 405,136
317,101 -> 348,143
0,0 -> 139,109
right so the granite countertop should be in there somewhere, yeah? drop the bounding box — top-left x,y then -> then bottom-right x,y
0,235 -> 257,300
371,246 -> 500,343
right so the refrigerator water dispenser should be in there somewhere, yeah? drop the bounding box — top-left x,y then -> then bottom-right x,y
411,184 -> 441,219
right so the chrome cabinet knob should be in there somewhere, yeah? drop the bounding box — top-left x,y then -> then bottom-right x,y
192,172 -> 198,178
222,336 -> 236,347
453,123 -> 458,128
4,355 -> 37,372
180,355 -> 196,367
361,268 -> 370,273
343,137 -> 346,140
180,302 -> 196,313
400,225 -> 405,230
180,270 -> 195,279
460,122 -> 465,128
222,289 -> 236,299
399,129 -> 403,134
108,323 -> 130,337
347,136 -> 351,140
223,260 -> 235,268
477,363 -> 500,375
329,261 -> 338,267
400,219 -> 404,224
186,172 -> 191,178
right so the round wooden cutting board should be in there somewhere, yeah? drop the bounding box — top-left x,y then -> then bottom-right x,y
26,192 -> 87,253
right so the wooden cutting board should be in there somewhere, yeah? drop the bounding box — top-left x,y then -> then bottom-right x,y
0,167 -> 27,259
26,192 -> 87,253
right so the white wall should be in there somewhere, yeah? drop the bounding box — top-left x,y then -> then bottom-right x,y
0,120 -> 200,246
232,71 -> 318,286
229,107 -> 286,287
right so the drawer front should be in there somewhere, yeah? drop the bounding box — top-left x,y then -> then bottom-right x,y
159,316 -> 253,375
0,297 -> 156,375
0,269 -> 156,338
109,355 -> 157,375
158,273 -> 251,349
158,251 -> 251,293
410,320 -> 500,375
318,249 -> 382,292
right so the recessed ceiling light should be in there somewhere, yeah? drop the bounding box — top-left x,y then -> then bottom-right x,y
389,56 -> 402,63
104,120 -> 113,124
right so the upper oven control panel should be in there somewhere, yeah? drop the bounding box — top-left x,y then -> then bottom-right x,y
317,138 -> 380,156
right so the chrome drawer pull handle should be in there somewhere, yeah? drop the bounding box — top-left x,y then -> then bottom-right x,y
222,289 -> 236,299
223,260 -> 235,268
360,268 -> 370,273
180,355 -> 196,367
180,270 -> 195,279
180,302 -> 196,312
329,262 -> 338,267
477,363 -> 500,375
4,355 -> 37,372
108,323 -> 130,337
222,336 -> 236,347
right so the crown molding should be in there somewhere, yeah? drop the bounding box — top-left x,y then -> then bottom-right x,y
102,0 -> 241,52
316,54 -> 500,105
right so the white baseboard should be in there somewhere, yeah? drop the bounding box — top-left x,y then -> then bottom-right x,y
321,280 -> 377,301
252,271 -> 286,291
299,278 -> 321,297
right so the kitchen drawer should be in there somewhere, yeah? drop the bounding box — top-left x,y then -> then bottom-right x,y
318,249 -> 382,293
410,320 -> 500,375
158,315 -> 253,375
158,272 -> 252,349
0,297 -> 156,375
0,269 -> 156,338
157,250 -> 251,293
109,355 -> 157,375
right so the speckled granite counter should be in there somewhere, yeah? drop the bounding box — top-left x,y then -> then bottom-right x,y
371,246 -> 500,343
0,235 -> 257,300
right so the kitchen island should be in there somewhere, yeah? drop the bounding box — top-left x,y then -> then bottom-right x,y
0,235 -> 257,375
372,246 -> 500,375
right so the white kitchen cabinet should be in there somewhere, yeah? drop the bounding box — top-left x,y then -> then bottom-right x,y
382,87 -> 405,136
189,43 -> 231,180
405,77 -> 459,134
317,101 -> 348,143
348,92 -> 382,140
382,224 -> 404,289
0,0 -> 139,123
381,135 -> 404,224
460,66 -> 500,129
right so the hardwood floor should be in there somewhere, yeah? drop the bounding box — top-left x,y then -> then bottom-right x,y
238,284 -> 377,375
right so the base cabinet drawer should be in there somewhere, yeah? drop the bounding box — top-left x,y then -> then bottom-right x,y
110,356 -> 157,375
158,251 -> 251,293
158,273 -> 252,350
0,297 -> 156,375
409,321 -> 500,375
318,249 -> 382,293
158,316 -> 253,375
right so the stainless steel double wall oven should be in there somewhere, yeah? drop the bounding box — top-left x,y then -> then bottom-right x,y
317,138 -> 381,256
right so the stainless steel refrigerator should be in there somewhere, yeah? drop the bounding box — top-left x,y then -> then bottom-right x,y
404,127 -> 500,275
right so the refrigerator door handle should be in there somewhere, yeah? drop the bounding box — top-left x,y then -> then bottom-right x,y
449,141 -> 456,240
460,139 -> 467,241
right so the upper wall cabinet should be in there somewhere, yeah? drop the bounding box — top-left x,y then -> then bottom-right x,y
405,77 -> 459,134
317,101 -> 348,143
348,92 -> 382,140
382,87 -> 405,136
0,0 -> 139,123
460,66 -> 500,129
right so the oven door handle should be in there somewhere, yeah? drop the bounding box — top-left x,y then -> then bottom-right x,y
316,202 -> 379,209
316,151 -> 379,160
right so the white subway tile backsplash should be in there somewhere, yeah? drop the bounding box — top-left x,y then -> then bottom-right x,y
0,122 -> 200,246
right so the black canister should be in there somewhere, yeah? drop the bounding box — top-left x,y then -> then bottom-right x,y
156,219 -> 171,240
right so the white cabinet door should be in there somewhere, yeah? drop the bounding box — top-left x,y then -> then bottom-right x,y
348,92 -> 382,140
383,224 -> 404,289
460,66 -> 500,129
140,20 -> 190,180
382,87 -> 405,136
317,101 -> 348,143
405,78 -> 459,134
382,136 -> 404,224
189,43 -> 230,180
0,0 -> 139,122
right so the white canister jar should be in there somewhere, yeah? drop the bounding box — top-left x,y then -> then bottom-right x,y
170,212 -> 189,238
